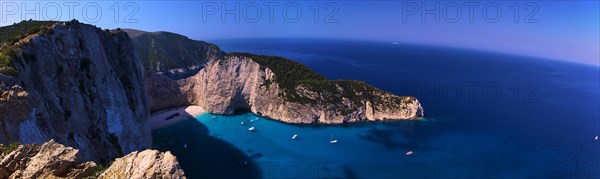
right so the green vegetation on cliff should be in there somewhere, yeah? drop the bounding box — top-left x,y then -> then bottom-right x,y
84,164 -> 109,179
0,20 -> 56,45
124,29 -> 224,71
229,53 -> 327,83
0,48 -> 19,76
0,20 -> 101,77
227,53 -> 407,106
1,141 -> 21,154
0,20 -> 59,76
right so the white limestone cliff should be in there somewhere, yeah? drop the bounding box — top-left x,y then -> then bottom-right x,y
148,55 -> 424,124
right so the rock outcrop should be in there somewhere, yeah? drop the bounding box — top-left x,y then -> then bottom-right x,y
148,54 -> 424,124
0,21 -> 151,163
99,150 -> 185,179
0,140 -> 185,179
0,140 -> 96,179
0,75 -> 32,143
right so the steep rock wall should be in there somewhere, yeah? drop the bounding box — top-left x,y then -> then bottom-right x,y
168,56 -> 424,124
0,22 -> 151,163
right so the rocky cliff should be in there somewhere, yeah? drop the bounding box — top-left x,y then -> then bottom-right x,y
143,69 -> 190,112
124,29 -> 224,79
0,21 -> 151,163
0,140 -> 185,179
149,54 -> 424,124
99,149 -> 185,179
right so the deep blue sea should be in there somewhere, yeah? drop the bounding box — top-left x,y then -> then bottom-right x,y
152,39 -> 600,179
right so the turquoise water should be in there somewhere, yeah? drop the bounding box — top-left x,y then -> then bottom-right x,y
153,113 -> 458,179
153,39 -> 600,178
152,113 -> 546,179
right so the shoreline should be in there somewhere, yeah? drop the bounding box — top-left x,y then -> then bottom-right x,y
149,105 -> 206,129
149,105 -> 424,129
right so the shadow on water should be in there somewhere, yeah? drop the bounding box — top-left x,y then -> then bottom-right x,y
152,119 -> 261,179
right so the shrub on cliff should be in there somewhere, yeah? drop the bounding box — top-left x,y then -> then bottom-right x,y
0,48 -> 18,76
0,67 -> 18,77
226,53 -> 395,106
1,141 -> 21,154
83,164 -> 109,179
27,26 -> 41,35
66,19 -> 80,25
0,20 -> 56,45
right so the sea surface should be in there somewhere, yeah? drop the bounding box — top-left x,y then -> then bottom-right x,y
152,39 -> 600,179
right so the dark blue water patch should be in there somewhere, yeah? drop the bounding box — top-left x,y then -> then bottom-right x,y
153,38 -> 600,178
152,118 -> 261,179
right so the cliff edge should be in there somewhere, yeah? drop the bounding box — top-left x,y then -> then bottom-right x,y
0,21 -> 151,163
148,54 -> 424,124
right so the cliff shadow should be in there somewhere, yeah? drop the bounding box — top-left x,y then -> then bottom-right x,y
151,119 -> 261,179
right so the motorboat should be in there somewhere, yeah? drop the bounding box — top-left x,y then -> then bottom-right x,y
329,134 -> 338,144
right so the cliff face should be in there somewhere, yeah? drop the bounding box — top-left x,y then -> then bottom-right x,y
99,150 -> 185,179
124,29 -> 224,79
0,22 -> 151,163
144,69 -> 189,112
0,75 -> 32,142
0,140 -> 185,179
151,55 -> 424,124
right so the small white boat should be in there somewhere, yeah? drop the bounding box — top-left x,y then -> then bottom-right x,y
392,42 -> 399,45
184,144 -> 187,148
595,136 -> 598,140
248,127 -> 255,131
329,134 -> 338,144
406,151 -> 413,156
292,134 -> 298,140
211,115 -> 217,119
241,121 -> 245,125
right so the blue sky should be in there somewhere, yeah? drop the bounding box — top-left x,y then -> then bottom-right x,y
1,1 -> 598,65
